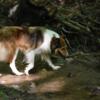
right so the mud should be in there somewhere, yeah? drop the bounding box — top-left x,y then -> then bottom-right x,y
0,53 -> 100,100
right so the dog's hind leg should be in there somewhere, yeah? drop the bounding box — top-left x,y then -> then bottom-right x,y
10,48 -> 24,75
42,54 -> 61,70
24,50 -> 35,75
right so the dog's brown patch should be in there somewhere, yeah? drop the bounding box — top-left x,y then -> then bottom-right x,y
4,41 -> 16,62
29,27 -> 44,49
0,26 -> 23,41
0,27 -> 44,59
0,26 -> 44,50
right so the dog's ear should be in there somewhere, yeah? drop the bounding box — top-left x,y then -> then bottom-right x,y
60,35 -> 67,48
60,33 -> 71,48
55,36 -> 68,57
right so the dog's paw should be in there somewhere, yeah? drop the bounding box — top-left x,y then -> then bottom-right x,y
24,70 -> 30,76
15,72 -> 24,76
52,66 -> 61,70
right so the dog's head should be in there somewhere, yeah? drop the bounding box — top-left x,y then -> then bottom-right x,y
51,35 -> 68,58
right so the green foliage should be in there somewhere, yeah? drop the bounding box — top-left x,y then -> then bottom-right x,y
0,91 -> 8,100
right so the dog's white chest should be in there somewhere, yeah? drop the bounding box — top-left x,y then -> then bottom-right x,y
0,43 -> 8,61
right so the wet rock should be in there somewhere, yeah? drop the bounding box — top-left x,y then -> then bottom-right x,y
37,77 -> 65,93
0,80 -> 6,84
85,85 -> 100,97
0,74 -> 41,85
90,86 -> 100,96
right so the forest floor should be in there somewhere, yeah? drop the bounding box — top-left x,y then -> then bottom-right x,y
0,53 -> 100,100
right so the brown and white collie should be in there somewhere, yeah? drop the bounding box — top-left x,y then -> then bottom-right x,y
0,26 -> 68,75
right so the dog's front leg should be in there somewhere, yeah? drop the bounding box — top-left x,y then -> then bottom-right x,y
24,50 -> 35,75
43,55 -> 61,70
24,63 -> 34,75
10,48 -> 24,75
46,58 -> 61,70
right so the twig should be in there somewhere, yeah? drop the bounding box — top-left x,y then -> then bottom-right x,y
53,52 -> 100,59
66,52 -> 100,58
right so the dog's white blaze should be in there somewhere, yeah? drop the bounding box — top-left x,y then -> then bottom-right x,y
41,29 -> 60,51
42,29 -> 60,49
33,29 -> 60,54
45,29 -> 60,38
0,43 -> 8,61
8,4 -> 19,17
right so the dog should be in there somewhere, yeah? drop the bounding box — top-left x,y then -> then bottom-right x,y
0,26 -> 68,75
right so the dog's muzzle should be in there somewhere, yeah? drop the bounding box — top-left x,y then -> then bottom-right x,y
55,46 -> 68,58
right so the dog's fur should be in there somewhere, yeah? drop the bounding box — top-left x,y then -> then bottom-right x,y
0,26 -> 68,75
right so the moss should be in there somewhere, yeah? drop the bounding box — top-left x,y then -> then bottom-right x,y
0,91 -> 8,100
